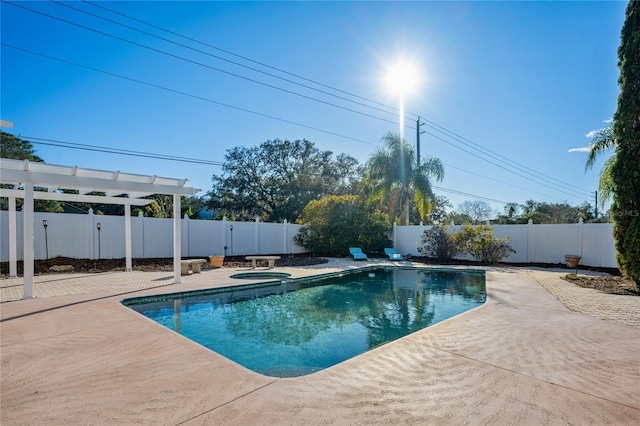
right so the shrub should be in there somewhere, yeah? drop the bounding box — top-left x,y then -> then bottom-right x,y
294,195 -> 392,257
454,225 -> 515,265
419,224 -> 459,261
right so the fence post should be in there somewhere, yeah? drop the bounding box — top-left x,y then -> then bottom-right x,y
527,219 -> 533,263
183,213 -> 190,257
125,206 -> 132,271
222,216 -> 228,256
138,211 -> 145,258
577,217 -> 584,258
88,208 -> 95,260
254,217 -> 260,254
283,219 -> 288,254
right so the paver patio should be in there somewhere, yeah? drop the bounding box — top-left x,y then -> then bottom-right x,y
1,260 -> 639,425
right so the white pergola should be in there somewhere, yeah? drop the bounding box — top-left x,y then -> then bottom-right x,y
0,158 -> 201,298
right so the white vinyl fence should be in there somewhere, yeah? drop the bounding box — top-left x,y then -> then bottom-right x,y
392,219 -> 617,268
1,211 -> 618,268
0,211 -> 306,261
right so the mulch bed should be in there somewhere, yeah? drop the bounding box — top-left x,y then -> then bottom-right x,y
562,274 -> 639,296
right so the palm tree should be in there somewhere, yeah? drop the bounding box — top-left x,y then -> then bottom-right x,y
365,132 -> 444,225
585,125 -> 616,208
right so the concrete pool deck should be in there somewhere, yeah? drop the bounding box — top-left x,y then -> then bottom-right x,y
1,259 -> 639,425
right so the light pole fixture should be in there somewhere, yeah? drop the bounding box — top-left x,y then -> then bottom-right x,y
42,219 -> 49,260
229,224 -> 234,256
96,222 -> 102,259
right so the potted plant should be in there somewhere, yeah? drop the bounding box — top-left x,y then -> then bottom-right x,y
564,255 -> 581,268
209,255 -> 225,268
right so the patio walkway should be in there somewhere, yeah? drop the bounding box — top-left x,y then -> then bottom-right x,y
1,260 -> 639,425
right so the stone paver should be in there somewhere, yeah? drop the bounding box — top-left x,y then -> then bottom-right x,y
528,269 -> 640,328
0,271 -> 175,303
1,261 -> 639,425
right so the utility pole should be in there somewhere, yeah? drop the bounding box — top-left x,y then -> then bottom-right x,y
593,190 -> 598,218
416,116 -> 425,167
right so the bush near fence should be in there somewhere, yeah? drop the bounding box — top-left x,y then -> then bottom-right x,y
393,219 -> 616,268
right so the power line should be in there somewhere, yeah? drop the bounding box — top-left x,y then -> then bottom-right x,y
49,0 -> 403,123
21,136 -> 225,166
6,43 -> 589,203
73,0 -> 596,198
5,1 -> 400,127
432,186 -> 510,205
442,162 -> 564,201
81,0 -> 408,119
421,118 -> 591,196
424,130 -> 586,199
20,134 -> 519,206
2,44 -> 374,146
3,2 -> 593,200
62,0 -> 592,198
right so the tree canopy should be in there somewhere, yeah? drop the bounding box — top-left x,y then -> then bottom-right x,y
0,132 -> 62,212
1,131 -> 43,162
208,139 -> 362,222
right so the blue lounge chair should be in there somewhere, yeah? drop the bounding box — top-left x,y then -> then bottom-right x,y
384,248 -> 404,260
349,247 -> 368,261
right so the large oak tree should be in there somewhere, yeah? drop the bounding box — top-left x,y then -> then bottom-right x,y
209,139 -> 362,222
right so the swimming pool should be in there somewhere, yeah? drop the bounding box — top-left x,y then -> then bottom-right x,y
123,267 -> 485,377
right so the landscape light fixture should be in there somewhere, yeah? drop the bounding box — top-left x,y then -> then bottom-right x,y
42,219 -> 49,260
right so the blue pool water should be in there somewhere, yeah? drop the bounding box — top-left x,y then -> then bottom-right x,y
123,267 -> 485,377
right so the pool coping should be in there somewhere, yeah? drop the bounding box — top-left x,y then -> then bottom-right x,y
121,264 -> 485,306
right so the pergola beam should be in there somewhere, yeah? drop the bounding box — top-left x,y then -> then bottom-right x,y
2,169 -> 198,196
0,189 -> 154,205
0,158 -> 201,299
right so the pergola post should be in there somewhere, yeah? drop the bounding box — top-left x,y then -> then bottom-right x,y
173,194 -> 181,284
125,205 -> 132,271
8,196 -> 17,277
23,182 -> 34,299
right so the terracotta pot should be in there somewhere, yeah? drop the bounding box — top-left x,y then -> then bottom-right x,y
564,255 -> 581,268
209,255 -> 224,268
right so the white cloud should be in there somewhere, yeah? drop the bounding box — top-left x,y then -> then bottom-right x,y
585,119 -> 613,138
568,145 -> 593,153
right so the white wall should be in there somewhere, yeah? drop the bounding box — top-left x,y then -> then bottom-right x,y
0,211 -> 305,261
393,220 -> 617,268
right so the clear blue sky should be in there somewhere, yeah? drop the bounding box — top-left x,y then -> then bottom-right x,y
1,1 -> 626,216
